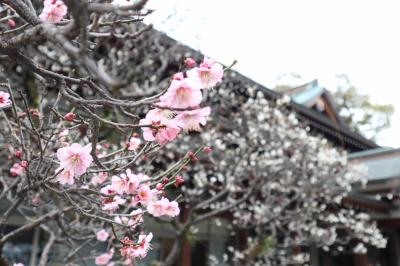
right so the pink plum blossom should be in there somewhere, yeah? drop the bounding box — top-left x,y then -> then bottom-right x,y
187,57 -> 223,88
91,172 -> 108,186
146,107 -> 175,121
96,229 -> 109,242
111,175 -> 127,195
131,232 -> 153,258
58,129 -> 69,142
10,163 -> 24,177
111,169 -> 140,195
147,198 -> 169,217
137,185 -> 151,202
39,0 -> 68,23
31,195 -> 40,205
127,137 -> 141,151
164,201 -> 180,217
57,143 -> 93,176
159,78 -> 202,108
100,185 -> 115,196
55,167 -> 74,185
95,250 -> 113,265
137,185 -> 157,204
139,116 -> 180,145
131,195 -> 140,207
100,185 -> 126,211
0,91 -> 11,108
20,160 -> 28,168
102,195 -> 126,212
173,107 -> 211,132
147,198 -> 180,217
120,233 -> 152,259
120,237 -> 135,257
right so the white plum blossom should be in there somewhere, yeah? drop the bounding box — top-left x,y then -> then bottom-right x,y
156,77 -> 386,265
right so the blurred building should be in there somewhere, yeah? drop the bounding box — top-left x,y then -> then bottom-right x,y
283,80 -> 400,266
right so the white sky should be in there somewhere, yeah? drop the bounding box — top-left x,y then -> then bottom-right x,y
145,0 -> 400,147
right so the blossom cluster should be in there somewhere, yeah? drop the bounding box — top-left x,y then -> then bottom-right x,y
51,140 -> 181,263
42,59 -> 223,264
95,232 -> 152,265
139,57 -> 223,144
0,2 -> 224,265
39,0 -> 68,23
0,91 -> 11,108
97,169 -> 180,218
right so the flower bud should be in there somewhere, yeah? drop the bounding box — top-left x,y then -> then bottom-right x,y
7,19 -> 16,28
31,195 -> 40,205
15,150 -> 23,158
202,146 -> 212,153
174,175 -> 184,187
29,108 -> 40,117
64,112 -> 76,121
20,160 -> 28,168
184,57 -> 196,67
187,151 -> 198,162
17,112 -> 27,119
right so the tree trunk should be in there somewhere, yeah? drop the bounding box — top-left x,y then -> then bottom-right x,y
162,234 -> 184,266
0,256 -> 8,266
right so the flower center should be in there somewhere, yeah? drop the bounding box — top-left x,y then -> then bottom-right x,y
139,191 -> 148,199
176,86 -> 189,100
103,197 -> 114,204
71,153 -> 81,164
151,121 -> 166,135
200,70 -> 210,82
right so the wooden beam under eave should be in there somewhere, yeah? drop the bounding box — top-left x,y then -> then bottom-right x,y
344,193 -> 395,213
352,179 -> 400,195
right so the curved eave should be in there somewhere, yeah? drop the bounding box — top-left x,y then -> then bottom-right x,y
258,87 -> 378,152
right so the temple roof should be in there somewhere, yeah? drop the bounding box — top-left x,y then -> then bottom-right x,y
145,26 -> 379,152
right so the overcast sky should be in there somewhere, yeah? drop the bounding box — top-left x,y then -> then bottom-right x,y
145,0 -> 400,148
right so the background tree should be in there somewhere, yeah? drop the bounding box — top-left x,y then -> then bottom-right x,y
334,74 -> 394,140
155,71 -> 386,266
273,72 -> 303,92
273,73 -> 394,141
